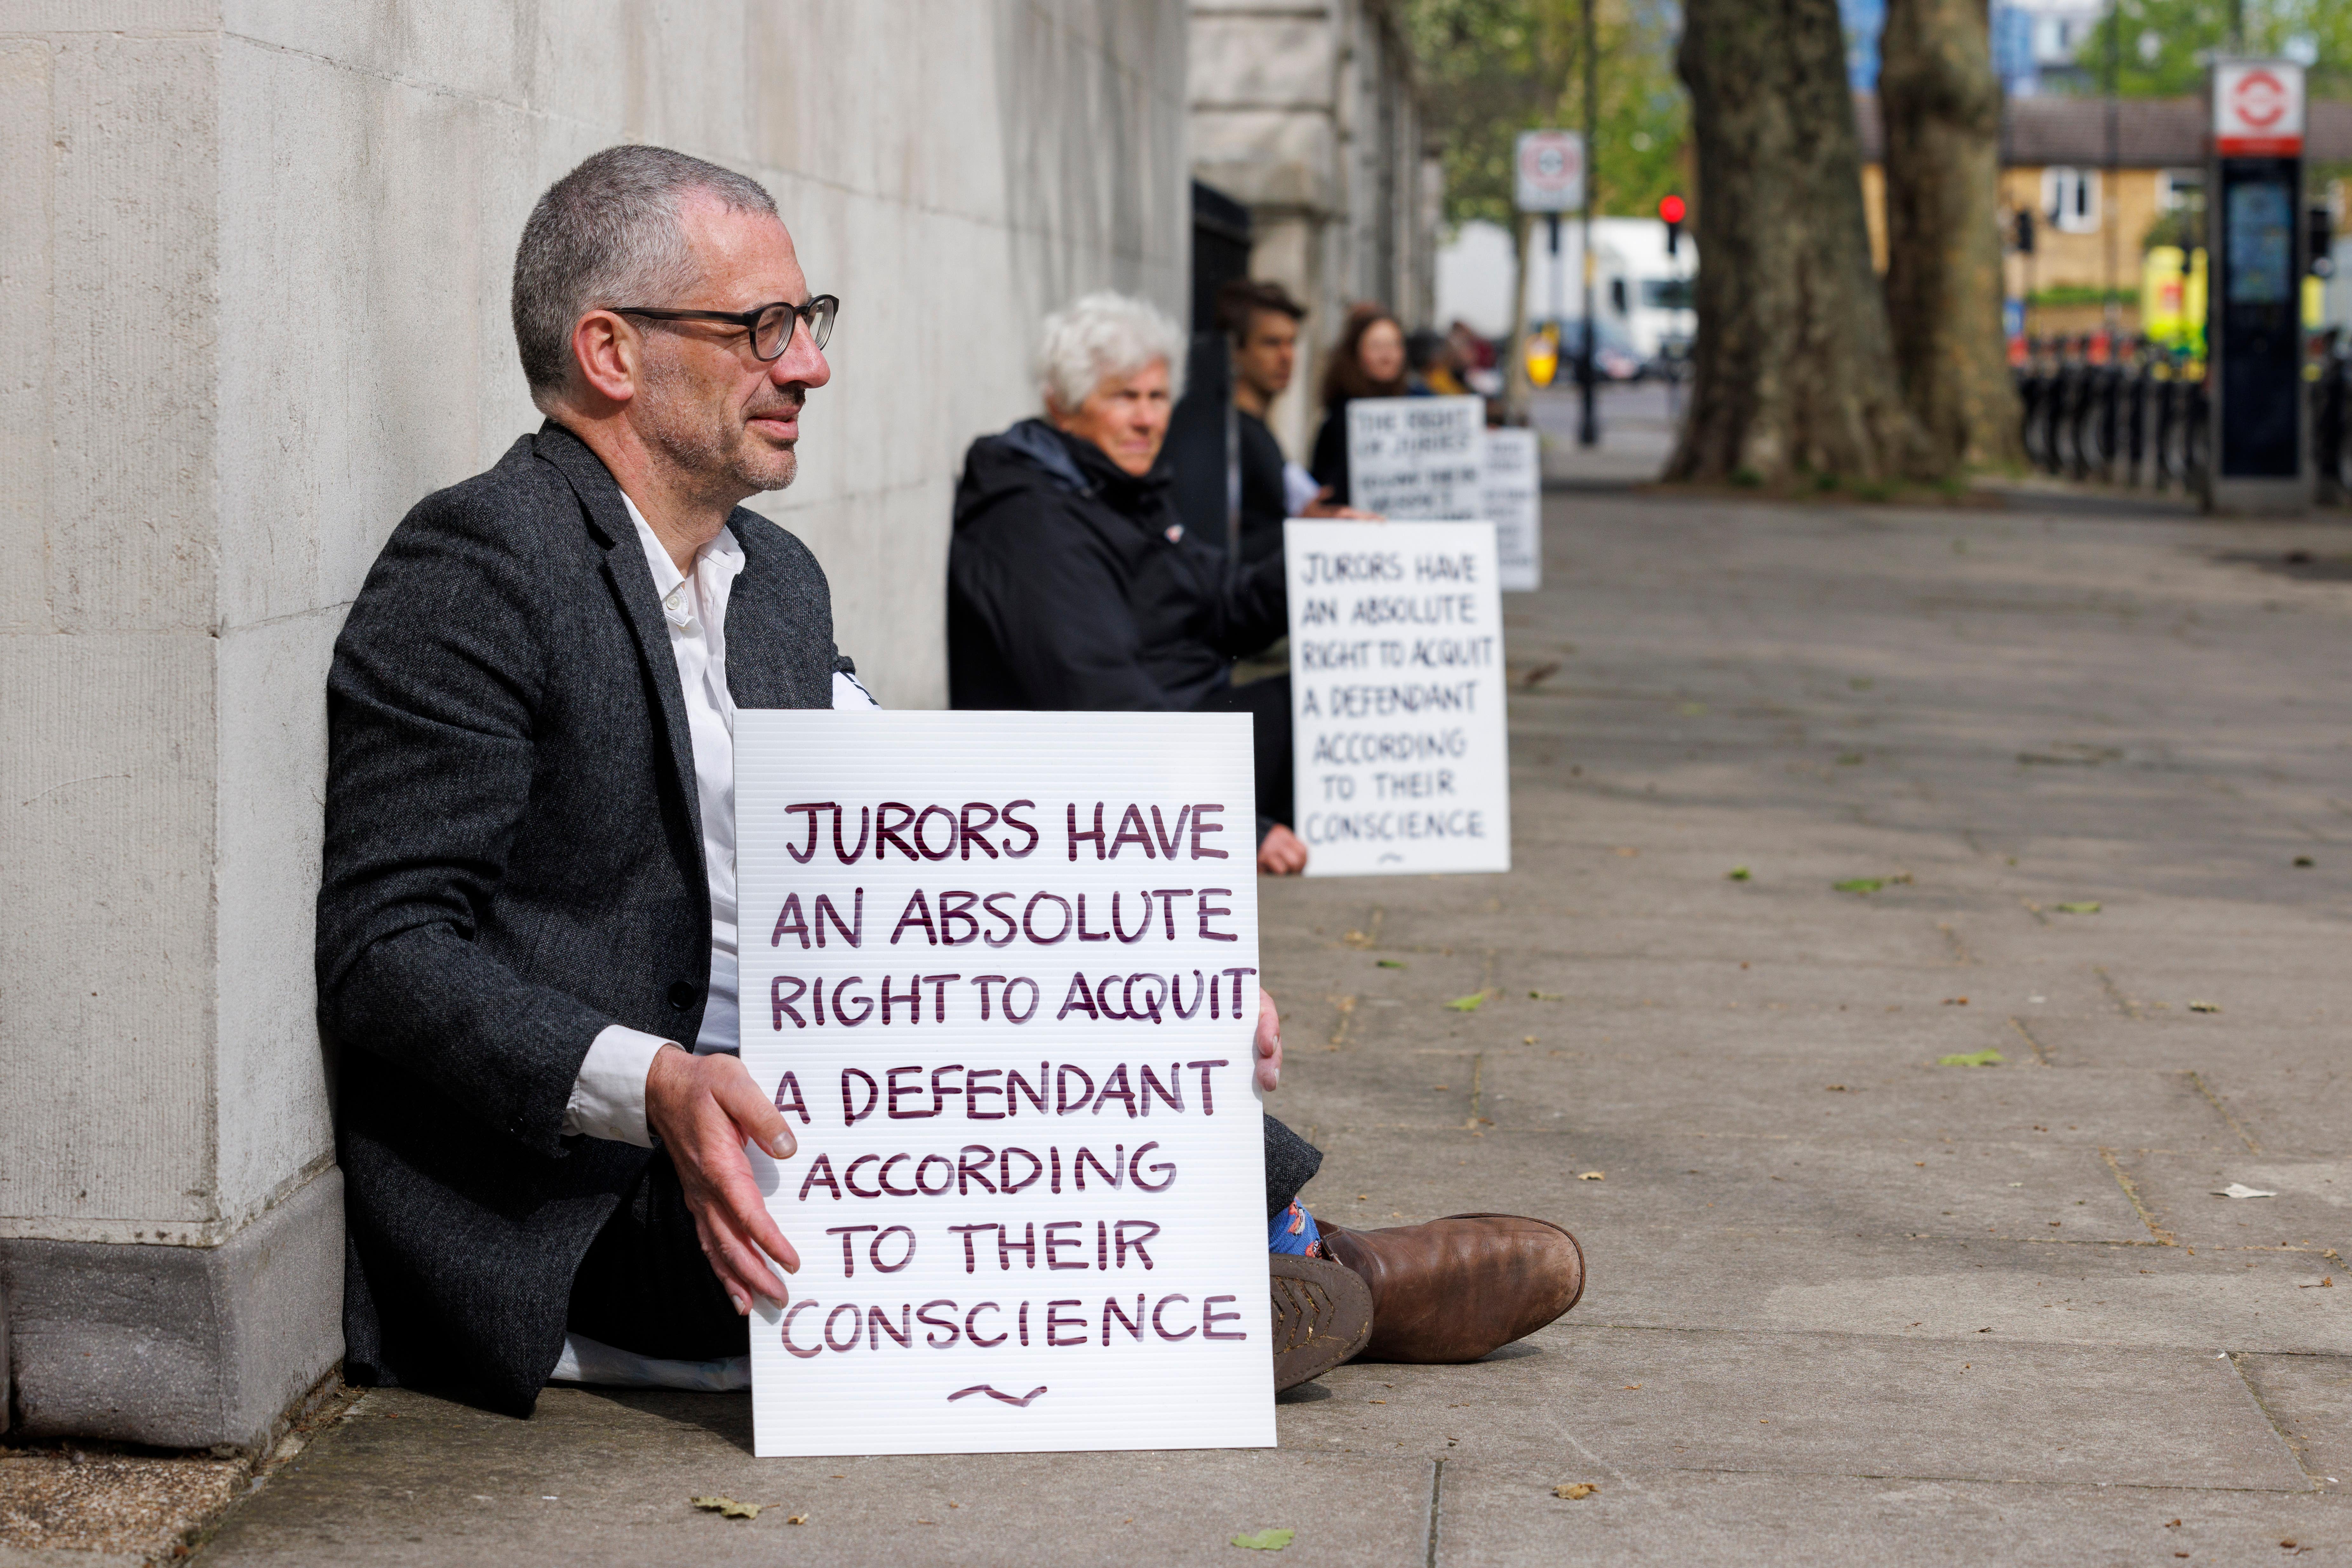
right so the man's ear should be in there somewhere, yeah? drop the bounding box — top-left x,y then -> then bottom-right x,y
570,310 -> 639,408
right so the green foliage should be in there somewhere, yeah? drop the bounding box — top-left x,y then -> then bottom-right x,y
2026,285 -> 2135,306
1407,0 -> 1692,227
2073,0 -> 2352,100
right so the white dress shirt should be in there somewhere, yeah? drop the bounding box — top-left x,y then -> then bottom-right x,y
560,493 -> 875,1146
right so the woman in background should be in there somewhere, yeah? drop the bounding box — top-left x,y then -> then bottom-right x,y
1307,303 -> 1409,507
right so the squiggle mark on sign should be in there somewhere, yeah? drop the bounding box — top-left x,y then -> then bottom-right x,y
947,1384 -> 1049,1407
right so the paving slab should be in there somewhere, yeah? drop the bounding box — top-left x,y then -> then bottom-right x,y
157,458 -> 2352,1561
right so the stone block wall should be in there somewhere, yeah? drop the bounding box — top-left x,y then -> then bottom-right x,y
1189,0 -> 1434,461
0,0 -> 1186,1447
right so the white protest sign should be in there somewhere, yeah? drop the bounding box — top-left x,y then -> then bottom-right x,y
1283,520 -> 1512,877
1483,428 -> 1542,592
1344,395 -> 1483,517
737,711 -> 1273,1457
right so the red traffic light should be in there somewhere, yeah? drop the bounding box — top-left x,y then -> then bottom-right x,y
1659,194 -> 1687,225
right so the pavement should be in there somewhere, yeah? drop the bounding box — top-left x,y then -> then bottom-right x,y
53,391 -> 2352,1564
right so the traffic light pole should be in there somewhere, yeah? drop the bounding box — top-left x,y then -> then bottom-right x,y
1548,212 -> 1563,345
1578,0 -> 1599,448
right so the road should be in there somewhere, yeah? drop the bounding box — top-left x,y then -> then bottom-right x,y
189,465 -> 2352,1565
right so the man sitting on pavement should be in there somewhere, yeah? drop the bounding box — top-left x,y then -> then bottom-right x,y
320,148 -> 1328,1409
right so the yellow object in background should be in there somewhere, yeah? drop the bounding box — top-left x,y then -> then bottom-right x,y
2183,248 -> 2208,359
2306,273 -> 2327,331
1525,326 -> 1559,389
2141,246 -> 2184,346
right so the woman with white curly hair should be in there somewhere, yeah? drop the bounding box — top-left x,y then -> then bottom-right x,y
948,290 -> 1307,874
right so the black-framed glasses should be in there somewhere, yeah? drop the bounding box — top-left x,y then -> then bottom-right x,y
614,295 -> 838,360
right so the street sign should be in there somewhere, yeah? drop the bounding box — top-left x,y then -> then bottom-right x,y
2213,60 -> 2304,155
1514,130 -> 1585,213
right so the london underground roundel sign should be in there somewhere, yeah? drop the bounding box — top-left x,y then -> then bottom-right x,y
2214,60 -> 2304,155
1514,130 -> 1585,214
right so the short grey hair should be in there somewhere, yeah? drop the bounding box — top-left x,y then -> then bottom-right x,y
512,144 -> 779,401
1035,291 -> 1187,412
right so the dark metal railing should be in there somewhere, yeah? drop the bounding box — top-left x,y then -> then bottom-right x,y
2016,332 -> 2352,504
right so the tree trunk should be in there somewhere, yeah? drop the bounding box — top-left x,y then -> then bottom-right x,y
1880,0 -> 2023,469
1671,0 -> 1925,485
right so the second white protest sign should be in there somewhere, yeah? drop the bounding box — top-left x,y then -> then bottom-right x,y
1283,519 -> 1512,877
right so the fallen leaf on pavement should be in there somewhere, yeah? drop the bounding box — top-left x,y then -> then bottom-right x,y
690,1497 -> 765,1520
1938,1049 -> 2006,1068
2296,1277 -> 2334,1288
1942,997 -> 1969,1006
1376,959 -> 1406,968
2294,855 -> 2315,868
1578,1171 -> 1606,1181
1529,990 -> 1564,999
1554,1484 -> 1597,1500
1825,1084 -> 1848,1091
786,1514 -> 808,1525
1445,993 -> 1485,1012
2189,1000 -> 2221,1013
2054,901 -> 2101,914
1614,846 -> 1639,857
1727,866 -> 1751,881
2214,1183 -> 2280,1198
1231,1527 -> 1296,1550
1833,878 -> 1884,894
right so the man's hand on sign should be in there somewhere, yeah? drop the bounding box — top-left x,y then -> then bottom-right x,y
645,1045 -> 801,1315
1256,989 -> 1283,1093
1300,485 -> 1380,521
1258,823 -> 1309,876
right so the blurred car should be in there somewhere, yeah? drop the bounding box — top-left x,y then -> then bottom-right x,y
1546,317 -> 1646,382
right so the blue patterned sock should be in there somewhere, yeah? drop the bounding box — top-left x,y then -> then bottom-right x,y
1267,1201 -> 1323,1257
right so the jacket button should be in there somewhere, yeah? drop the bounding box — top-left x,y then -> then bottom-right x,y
667,981 -> 700,1010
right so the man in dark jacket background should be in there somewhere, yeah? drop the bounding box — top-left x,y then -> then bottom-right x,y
947,291 -> 1309,875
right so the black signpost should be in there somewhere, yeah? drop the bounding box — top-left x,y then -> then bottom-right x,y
2206,59 -> 2308,513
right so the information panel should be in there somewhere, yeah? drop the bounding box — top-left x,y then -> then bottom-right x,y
1283,519 -> 1512,877
1483,428 -> 1542,592
1344,395 -> 1484,517
737,711 -> 1273,1457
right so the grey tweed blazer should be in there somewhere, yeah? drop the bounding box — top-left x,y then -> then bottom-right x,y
317,422 -> 847,1415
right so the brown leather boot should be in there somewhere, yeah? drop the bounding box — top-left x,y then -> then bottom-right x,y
1269,1253 -> 1374,1390
1319,1213 -> 1585,1363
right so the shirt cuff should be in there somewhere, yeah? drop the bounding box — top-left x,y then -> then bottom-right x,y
562,1025 -> 672,1146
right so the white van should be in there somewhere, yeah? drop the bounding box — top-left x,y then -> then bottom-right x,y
1437,216 -> 1699,372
